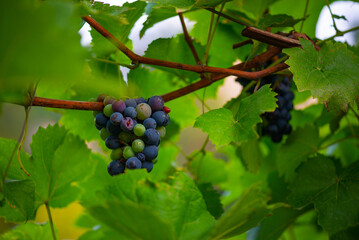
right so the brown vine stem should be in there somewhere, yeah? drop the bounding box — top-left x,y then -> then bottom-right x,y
233,39 -> 253,49
178,12 -> 202,65
82,15 -> 286,79
242,27 -> 302,48
31,97 -> 103,111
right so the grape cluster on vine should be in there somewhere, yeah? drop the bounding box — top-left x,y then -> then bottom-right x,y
92,95 -> 170,176
236,59 -> 294,143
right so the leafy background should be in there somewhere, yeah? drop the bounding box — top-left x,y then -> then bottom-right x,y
0,0 -> 358,239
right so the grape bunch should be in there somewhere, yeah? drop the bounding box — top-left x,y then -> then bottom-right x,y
261,75 -> 294,142
236,70 -> 294,143
92,95 -> 170,176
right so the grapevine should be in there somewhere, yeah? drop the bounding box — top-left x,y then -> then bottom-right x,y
0,1 -> 359,240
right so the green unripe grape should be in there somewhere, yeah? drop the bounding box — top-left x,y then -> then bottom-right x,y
133,124 -> 146,136
123,146 -> 135,159
88,97 -> 97,102
152,157 -> 158,164
132,139 -> 145,153
103,104 -> 114,117
119,132 -> 132,143
156,126 -> 166,138
103,96 -> 116,106
100,128 -> 111,141
111,148 -> 123,160
93,110 -> 102,117
136,103 -> 152,120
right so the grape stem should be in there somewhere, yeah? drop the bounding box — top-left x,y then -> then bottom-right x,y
82,15 -> 288,79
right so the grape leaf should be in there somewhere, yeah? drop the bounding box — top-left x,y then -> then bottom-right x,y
190,152 -> 228,185
0,138 -> 37,222
209,186 -> 271,239
141,0 -> 225,9
25,124 -> 92,208
197,183 -> 224,219
140,4 -> 177,38
289,155 -> 359,234
259,14 -> 305,28
194,85 -> 277,146
276,124 -> 319,181
0,222 -> 55,240
0,0 -> 86,102
3,180 -> 35,221
89,1 -> 146,56
144,35 -> 205,81
284,39 -> 359,111
84,171 -> 215,239
227,0 -> 279,21
257,207 -> 309,240
236,138 -> 262,173
88,201 -> 175,240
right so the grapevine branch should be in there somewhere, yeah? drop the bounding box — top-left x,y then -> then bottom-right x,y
82,16 -> 287,79
13,15 -> 288,110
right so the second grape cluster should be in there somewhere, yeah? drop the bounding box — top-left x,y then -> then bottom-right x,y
93,95 -> 170,176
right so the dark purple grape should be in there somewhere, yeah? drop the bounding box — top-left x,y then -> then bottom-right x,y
148,96 -> 164,111
286,101 -> 293,111
120,117 -> 134,132
142,161 -> 153,173
112,100 -> 126,113
136,97 -> 146,104
95,113 -> 109,127
97,94 -> 107,102
280,108 -> 288,119
277,119 -> 287,132
284,91 -> 294,101
276,96 -> 285,108
107,160 -> 125,176
143,118 -> 157,129
104,96 -> 116,106
106,121 -> 121,135
126,157 -> 142,169
137,153 -> 146,162
271,134 -> 283,143
125,99 -> 137,108
105,135 -> 122,149
152,111 -> 170,127
95,122 -> 102,130
283,124 -> 292,135
110,112 -> 124,125
124,107 -> 137,118
143,128 -> 160,145
143,145 -> 158,161
267,124 -> 278,135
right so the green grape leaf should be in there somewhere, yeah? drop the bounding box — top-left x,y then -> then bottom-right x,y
140,4 -> 177,38
276,124 -> 319,181
88,201 -> 175,240
0,0 -> 87,102
85,171 -> 215,239
195,85 -> 277,146
166,95 -> 199,128
89,1 -> 146,56
257,207 -> 309,240
209,186 -> 271,239
259,14 -> 305,28
25,124 -> 92,208
3,180 -> 35,221
284,39 -> 359,111
60,110 -> 99,141
149,145 -> 178,181
289,155 -> 359,234
0,222 -> 55,240
197,183 -> 224,219
269,0 -> 329,37
144,35 -> 205,80
227,0 -> 279,21
236,138 -> 262,173
190,152 -> 228,185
